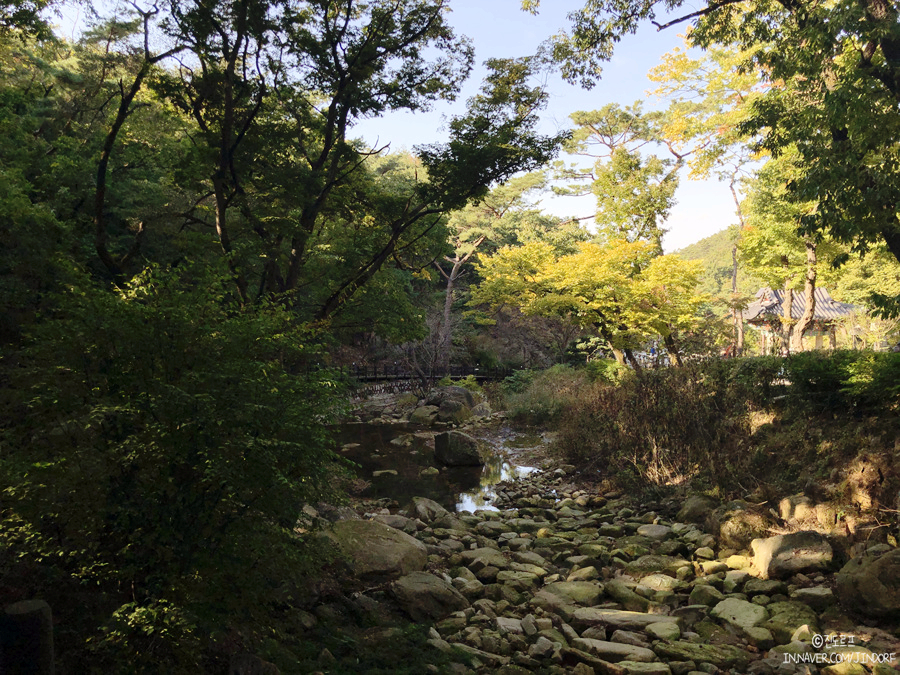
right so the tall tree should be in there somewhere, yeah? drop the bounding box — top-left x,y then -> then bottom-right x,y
556,102 -> 682,254
648,42 -> 763,353
524,0 -> 900,315
435,172 -> 548,370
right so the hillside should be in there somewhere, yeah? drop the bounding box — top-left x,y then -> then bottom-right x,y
675,227 -> 762,301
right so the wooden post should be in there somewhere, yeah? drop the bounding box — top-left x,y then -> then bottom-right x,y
2,600 -> 54,675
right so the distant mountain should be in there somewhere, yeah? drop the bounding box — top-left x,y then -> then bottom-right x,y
674,227 -> 762,302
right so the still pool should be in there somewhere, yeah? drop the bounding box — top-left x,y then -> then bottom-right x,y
331,423 -> 539,513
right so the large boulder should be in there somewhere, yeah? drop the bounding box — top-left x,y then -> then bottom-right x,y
322,519 -> 427,581
391,571 -> 470,622
706,501 -> 775,550
406,496 -> 450,524
426,385 -> 477,408
409,405 -> 439,425
434,430 -> 484,466
835,548 -> 900,618
435,398 -> 473,424
677,495 -> 720,524
751,531 -> 833,579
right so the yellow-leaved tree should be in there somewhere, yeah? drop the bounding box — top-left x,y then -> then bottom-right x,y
471,239 -> 706,369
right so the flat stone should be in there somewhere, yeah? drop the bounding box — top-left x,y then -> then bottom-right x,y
790,586 -> 836,611
646,621 -> 681,641
606,579 -> 651,612
573,608 -> 681,631
636,524 -> 673,541
710,598 -> 769,630
619,662 -> 672,675
743,626 -> 775,650
496,570 -> 539,591
460,547 -> 508,569
689,585 -> 724,607
494,616 -> 525,635
568,566 -> 601,582
535,581 -> 604,606
694,547 -> 715,560
626,555 -> 692,578
653,641 -> 751,670
610,630 -> 650,648
571,638 -> 657,663
744,579 -> 787,597
750,531 -> 833,580
640,574 -> 680,592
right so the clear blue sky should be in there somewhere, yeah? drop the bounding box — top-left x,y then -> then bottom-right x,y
351,0 -> 739,253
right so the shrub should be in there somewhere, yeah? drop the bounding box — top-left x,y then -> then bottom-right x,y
504,364 -> 591,425
558,364 -> 755,489
583,358 -> 627,383
0,264 -> 348,671
437,374 -> 484,398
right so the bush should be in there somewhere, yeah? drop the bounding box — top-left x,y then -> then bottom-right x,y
583,358 -> 628,383
504,365 -> 591,425
0,264 -> 348,671
554,363 -> 753,489
437,374 -> 484,398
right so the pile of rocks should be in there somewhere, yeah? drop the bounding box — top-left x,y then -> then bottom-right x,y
353,386 -> 494,427
317,470 -> 900,675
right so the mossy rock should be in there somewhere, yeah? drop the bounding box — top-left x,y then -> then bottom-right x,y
762,601 -> 819,644
653,641 -> 751,669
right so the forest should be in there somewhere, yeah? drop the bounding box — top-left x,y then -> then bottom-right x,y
1,0 -> 900,671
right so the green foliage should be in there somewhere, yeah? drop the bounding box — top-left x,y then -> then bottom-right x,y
503,364 -> 591,425
436,374 -> 484,397
0,263 -> 347,670
583,358 -> 627,383
501,369 -> 538,395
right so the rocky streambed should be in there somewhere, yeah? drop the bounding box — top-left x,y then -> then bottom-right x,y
302,464 -> 900,675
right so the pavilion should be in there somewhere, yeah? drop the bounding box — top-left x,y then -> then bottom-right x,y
742,287 -> 859,352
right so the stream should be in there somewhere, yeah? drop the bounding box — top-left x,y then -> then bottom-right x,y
331,423 -> 541,512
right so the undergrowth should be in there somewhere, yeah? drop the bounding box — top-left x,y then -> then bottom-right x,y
505,352 -> 900,498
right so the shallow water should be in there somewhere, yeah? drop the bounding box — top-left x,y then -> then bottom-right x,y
332,423 -> 538,512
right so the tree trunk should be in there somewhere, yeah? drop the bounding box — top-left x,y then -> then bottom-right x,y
790,238 -> 817,353
623,347 -> 643,374
780,286 -> 794,356
439,261 -> 462,375
663,332 -> 684,367
731,243 -> 744,356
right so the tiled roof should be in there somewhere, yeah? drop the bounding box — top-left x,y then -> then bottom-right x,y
742,287 -> 859,322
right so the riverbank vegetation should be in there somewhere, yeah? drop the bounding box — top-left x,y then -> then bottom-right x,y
502,353 -> 900,512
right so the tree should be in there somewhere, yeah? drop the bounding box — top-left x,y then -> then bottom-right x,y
740,153 -> 841,354
525,0 -> 900,315
434,172 -> 553,370
471,239 -> 705,368
556,102 -> 682,255
648,42 -> 763,353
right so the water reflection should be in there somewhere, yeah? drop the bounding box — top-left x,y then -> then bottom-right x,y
331,423 -> 538,512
